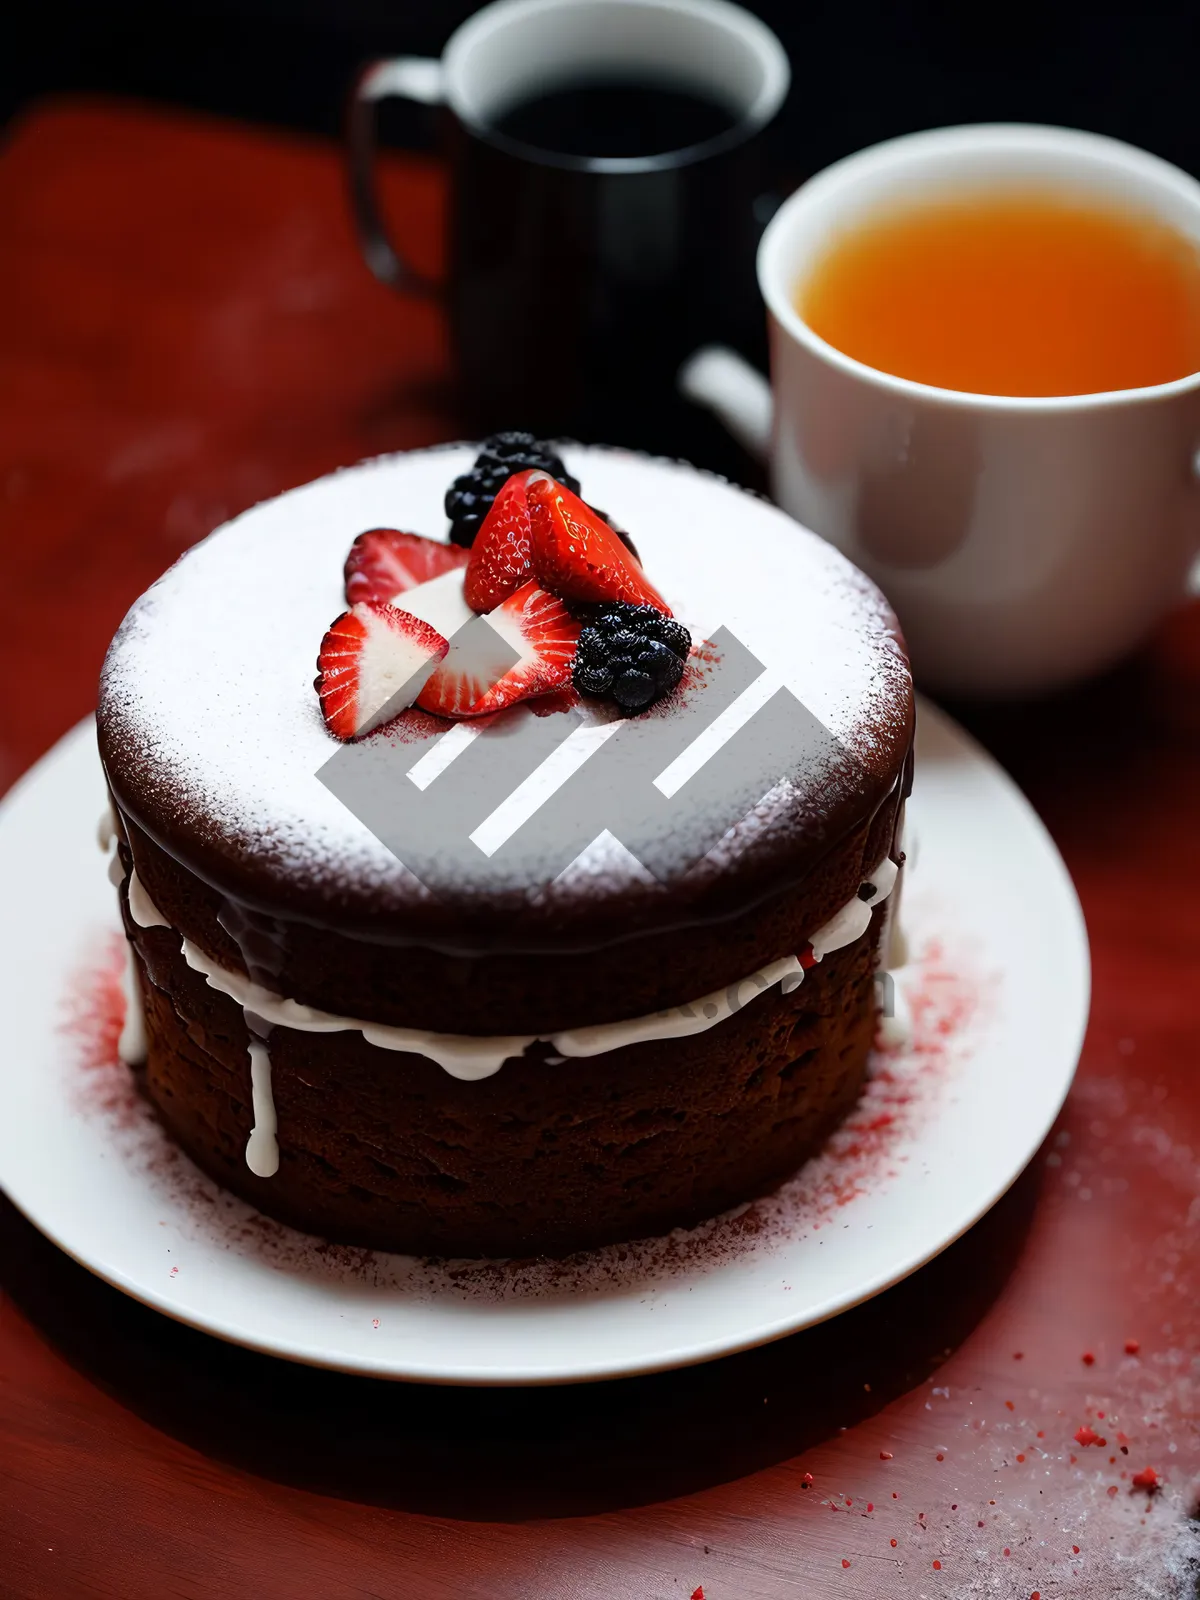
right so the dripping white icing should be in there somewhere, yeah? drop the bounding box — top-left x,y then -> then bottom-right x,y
876,972 -> 913,1051
101,815 -> 147,1064
127,869 -> 169,929
810,855 -> 898,961
126,859 -> 900,1084
97,805 -> 116,853
245,1034 -> 279,1178
117,941 -> 147,1065
884,808 -> 910,972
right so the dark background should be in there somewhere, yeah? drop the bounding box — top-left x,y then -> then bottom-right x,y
5,1 -> 1200,186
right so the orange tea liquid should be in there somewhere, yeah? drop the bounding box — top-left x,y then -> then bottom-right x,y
797,190 -> 1200,396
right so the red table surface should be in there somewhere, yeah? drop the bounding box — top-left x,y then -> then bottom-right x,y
1,102 -> 1199,1600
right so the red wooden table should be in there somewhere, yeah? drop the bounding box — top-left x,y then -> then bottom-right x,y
2,101 -> 1198,1600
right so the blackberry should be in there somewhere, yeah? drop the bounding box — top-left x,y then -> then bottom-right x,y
445,431 -> 580,548
572,604 -> 692,715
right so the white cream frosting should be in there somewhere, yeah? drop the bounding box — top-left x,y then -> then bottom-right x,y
125,857 -> 899,1084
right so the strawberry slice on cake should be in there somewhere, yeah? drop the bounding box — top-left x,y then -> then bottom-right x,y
344,528 -> 468,606
526,475 -> 669,612
463,471 -> 537,613
316,602 -> 448,740
418,581 -> 580,718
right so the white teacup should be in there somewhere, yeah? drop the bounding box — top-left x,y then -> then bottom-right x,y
682,124 -> 1200,697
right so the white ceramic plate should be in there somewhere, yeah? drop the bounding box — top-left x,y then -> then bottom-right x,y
0,703 -> 1087,1385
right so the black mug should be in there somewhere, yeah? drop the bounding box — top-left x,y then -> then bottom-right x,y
347,0 -> 789,454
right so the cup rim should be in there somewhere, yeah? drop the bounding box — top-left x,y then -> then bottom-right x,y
442,0 -> 791,175
758,122 -> 1200,412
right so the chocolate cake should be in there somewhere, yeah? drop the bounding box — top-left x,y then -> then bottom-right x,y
98,443 -> 914,1258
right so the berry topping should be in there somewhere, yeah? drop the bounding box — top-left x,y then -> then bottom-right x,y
343,528 -> 468,606
527,476 -> 669,612
464,471 -> 535,612
418,580 -> 581,718
572,603 -> 691,714
445,432 -> 580,548
315,602 -> 448,741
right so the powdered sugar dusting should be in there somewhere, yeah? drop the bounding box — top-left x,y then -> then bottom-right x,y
98,445 -> 910,909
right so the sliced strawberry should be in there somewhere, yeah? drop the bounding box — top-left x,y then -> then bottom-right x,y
417,581 -> 581,718
344,528 -> 468,606
526,475 -> 670,612
316,602 -> 448,740
463,471 -> 534,613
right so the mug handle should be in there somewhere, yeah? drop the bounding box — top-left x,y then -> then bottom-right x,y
678,345 -> 774,461
685,353 -> 1200,613
347,57 -> 445,292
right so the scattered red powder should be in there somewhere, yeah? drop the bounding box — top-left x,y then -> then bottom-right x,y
1082,1351 -> 1096,1365
526,687 -> 580,719
1032,1592 -> 1041,1599
866,1503 -> 873,1513
879,1451 -> 893,1461
1132,1466 -> 1160,1491
1037,1430 -> 1044,1438
1013,1351 -> 1024,1360
1072,1546 -> 1080,1555
1074,1425 -> 1102,1447
60,933 -> 140,1127
691,1589 -> 705,1600
841,1559 -> 851,1569
890,1539 -> 898,1548
846,1498 -> 853,1506
801,1472 -> 814,1487
932,1559 -> 942,1569
1003,1547 -> 1011,1557
1005,1400 -> 1015,1410
1107,1485 -> 1119,1498
376,706 -> 456,745
1097,1410 -> 1105,1419
1125,1338 -> 1140,1355
1017,1454 -> 1026,1463
936,1452 -> 944,1461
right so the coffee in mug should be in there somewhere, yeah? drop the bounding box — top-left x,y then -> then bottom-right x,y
489,78 -> 741,161
347,0 -> 789,452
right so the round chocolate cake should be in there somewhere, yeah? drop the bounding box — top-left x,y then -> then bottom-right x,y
98,443 -> 914,1257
